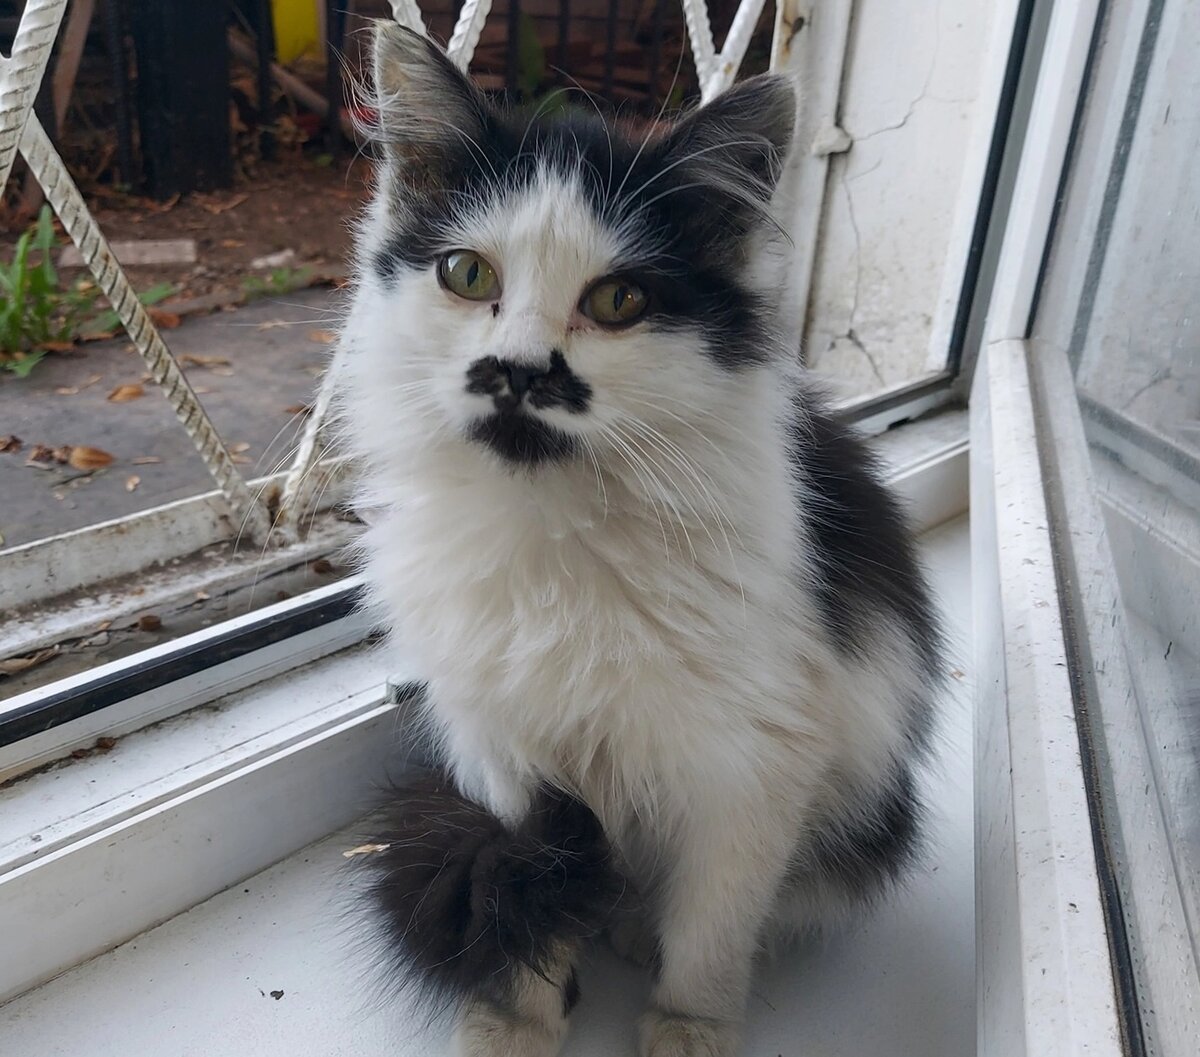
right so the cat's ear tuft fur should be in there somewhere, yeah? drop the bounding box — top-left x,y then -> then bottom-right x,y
370,22 -> 489,177
662,74 -> 797,234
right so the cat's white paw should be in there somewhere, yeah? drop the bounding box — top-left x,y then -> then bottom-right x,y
453,1002 -> 567,1057
609,916 -> 659,968
637,1008 -> 739,1057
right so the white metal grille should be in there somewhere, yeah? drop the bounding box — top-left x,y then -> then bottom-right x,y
1,0 -> 847,545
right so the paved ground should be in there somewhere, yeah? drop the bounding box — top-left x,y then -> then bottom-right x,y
0,289 -> 345,549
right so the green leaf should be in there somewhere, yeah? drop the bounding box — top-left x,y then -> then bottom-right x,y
138,281 -> 176,307
3,349 -> 48,377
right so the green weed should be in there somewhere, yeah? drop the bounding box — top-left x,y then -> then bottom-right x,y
242,265 -> 314,301
0,207 -> 96,376
0,208 -> 176,377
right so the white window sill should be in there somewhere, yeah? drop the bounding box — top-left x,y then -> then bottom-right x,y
0,516 -> 974,1057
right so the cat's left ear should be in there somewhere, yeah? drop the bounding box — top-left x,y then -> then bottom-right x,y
662,74 -> 796,220
370,22 -> 490,183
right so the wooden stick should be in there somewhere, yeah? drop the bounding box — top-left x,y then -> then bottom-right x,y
227,28 -> 357,141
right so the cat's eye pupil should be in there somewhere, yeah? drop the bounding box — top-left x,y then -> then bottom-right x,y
584,277 -> 647,326
440,250 -> 499,301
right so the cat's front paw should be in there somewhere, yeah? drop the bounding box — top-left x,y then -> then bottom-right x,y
453,1001 -> 568,1057
638,1008 -> 739,1057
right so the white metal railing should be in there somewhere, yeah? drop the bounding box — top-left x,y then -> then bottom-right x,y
2,0 -> 845,548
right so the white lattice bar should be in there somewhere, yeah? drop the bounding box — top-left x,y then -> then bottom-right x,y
17,114 -> 272,542
0,0 -> 67,189
448,0 -> 495,69
706,0 -> 768,97
680,0 -> 719,90
387,0 -> 429,34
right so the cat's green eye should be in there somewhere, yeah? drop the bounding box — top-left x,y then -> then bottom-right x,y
582,277 -> 649,327
438,250 -> 500,301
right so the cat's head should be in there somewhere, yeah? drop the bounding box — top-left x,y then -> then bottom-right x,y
346,23 -> 796,470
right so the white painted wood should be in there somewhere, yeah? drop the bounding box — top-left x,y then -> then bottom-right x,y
769,0 -> 855,349
970,339 -> 1123,1057
0,519 -> 974,1056
983,0 -> 1104,343
805,0 -> 1003,397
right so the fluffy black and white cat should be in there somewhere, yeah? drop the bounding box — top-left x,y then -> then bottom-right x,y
337,23 -> 942,1057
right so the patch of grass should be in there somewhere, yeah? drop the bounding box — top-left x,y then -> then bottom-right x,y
1,208 -> 177,377
0,207 -> 97,376
242,265 -> 314,301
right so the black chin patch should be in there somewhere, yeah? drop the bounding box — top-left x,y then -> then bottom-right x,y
468,411 -> 576,465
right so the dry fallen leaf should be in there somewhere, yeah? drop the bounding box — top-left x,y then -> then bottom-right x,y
132,455 -> 161,465
60,374 -> 105,395
220,238 -> 245,249
125,474 -> 141,492
0,435 -> 21,454
308,329 -> 336,344
108,383 -> 145,402
256,319 -> 291,332
229,442 -> 251,454
192,386 -> 213,395
25,444 -> 69,468
67,446 -> 115,471
342,843 -> 392,859
194,590 -> 211,601
148,192 -> 181,213
202,192 -> 249,215
180,354 -> 231,368
0,646 -> 59,676
147,308 -> 181,329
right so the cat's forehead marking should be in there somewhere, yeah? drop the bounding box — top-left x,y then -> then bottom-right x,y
454,167 -> 622,310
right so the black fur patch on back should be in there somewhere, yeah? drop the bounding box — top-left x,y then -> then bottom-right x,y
805,763 -> 924,899
790,397 -> 943,689
357,771 -> 623,1013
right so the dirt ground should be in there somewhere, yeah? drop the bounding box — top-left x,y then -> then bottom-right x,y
3,152 -> 371,306
0,287 -> 345,550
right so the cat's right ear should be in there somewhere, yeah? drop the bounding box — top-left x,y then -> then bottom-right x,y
370,22 -> 489,183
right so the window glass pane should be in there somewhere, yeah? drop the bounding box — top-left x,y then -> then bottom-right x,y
1033,0 -> 1200,1048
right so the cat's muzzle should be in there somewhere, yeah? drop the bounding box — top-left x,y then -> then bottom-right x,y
464,351 -> 592,415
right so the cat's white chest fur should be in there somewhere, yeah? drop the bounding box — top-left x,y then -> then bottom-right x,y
361,443 -> 840,821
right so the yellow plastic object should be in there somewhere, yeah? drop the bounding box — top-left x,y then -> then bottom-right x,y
272,0 -> 321,64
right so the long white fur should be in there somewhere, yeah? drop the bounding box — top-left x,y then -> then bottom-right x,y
335,46 -> 929,1057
